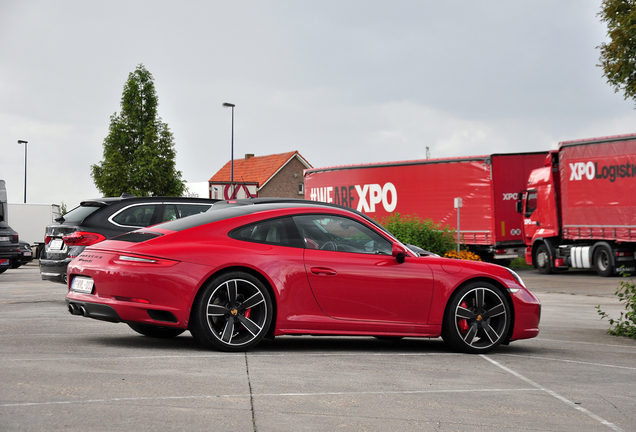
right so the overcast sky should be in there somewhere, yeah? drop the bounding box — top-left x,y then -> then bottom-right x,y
1,0 -> 634,208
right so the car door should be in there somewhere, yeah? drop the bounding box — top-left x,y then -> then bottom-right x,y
293,214 -> 434,324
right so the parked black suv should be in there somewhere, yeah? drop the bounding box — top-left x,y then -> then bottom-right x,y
40,194 -> 218,283
0,224 -> 20,274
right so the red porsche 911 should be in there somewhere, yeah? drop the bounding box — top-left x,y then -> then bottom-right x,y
66,199 -> 540,353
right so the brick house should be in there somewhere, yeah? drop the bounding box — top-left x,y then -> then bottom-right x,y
208,151 -> 312,200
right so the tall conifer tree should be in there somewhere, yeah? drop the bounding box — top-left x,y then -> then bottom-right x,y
92,64 -> 185,197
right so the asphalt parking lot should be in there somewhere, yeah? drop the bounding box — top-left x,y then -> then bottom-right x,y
1,262 -> 635,431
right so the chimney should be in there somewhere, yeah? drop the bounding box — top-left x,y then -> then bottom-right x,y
245,154 -> 254,161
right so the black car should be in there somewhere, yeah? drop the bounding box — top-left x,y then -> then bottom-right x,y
12,241 -> 34,268
40,194 -> 218,283
0,224 -> 20,274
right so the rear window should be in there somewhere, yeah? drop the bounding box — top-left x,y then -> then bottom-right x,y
112,232 -> 163,243
61,205 -> 102,223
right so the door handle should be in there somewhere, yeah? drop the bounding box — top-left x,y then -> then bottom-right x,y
310,267 -> 337,276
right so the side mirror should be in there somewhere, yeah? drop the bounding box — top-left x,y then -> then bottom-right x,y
392,243 -> 407,264
515,190 -> 525,214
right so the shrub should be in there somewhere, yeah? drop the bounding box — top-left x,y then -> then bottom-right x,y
443,250 -> 483,261
381,214 -> 456,256
597,276 -> 636,339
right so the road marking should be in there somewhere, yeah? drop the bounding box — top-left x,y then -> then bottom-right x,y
530,337 -> 636,350
0,387 -> 540,408
481,355 -> 623,432
500,353 -> 636,370
3,352 -> 459,362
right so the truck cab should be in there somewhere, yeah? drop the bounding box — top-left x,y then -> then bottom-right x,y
517,151 -> 563,273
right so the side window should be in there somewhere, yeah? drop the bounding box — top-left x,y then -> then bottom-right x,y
162,203 -> 212,222
112,205 -> 156,227
292,215 -> 392,255
525,190 -> 538,217
229,217 -> 303,248
162,205 -> 178,222
174,203 -> 213,218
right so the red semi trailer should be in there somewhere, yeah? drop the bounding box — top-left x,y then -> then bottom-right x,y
304,152 -> 548,264
517,133 -> 636,276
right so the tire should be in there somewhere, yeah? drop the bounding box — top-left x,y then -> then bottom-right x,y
594,246 -> 613,277
442,281 -> 511,354
495,259 -> 512,268
534,243 -> 553,274
127,323 -> 185,338
190,271 -> 273,352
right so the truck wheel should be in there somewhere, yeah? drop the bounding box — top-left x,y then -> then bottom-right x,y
535,244 -> 553,274
594,246 -> 613,277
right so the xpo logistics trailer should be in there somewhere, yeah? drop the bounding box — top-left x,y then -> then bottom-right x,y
517,133 -> 636,277
304,152 -> 548,265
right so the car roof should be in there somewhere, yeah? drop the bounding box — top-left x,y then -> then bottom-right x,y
79,194 -> 218,207
154,198 -> 392,235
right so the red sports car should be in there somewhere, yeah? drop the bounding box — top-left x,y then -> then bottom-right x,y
66,199 -> 540,353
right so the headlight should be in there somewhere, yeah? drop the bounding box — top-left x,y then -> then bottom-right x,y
505,267 -> 526,291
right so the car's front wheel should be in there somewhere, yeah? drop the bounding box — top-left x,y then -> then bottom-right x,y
442,282 -> 511,354
190,271 -> 272,352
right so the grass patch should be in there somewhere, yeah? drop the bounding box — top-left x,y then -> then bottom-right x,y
510,257 -> 532,269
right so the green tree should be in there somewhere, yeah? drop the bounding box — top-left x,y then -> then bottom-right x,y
91,64 -> 185,197
381,213 -> 456,256
598,0 -> 636,103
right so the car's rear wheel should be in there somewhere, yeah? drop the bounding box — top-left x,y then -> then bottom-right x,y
127,323 -> 185,338
442,282 -> 510,354
190,271 -> 272,352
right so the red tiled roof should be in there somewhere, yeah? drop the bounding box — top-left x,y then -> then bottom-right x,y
209,151 -> 312,186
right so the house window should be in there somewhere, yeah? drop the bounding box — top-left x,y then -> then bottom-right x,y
298,183 -> 304,195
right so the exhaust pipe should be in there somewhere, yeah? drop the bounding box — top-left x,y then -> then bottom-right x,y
68,302 -> 88,316
68,303 -> 81,315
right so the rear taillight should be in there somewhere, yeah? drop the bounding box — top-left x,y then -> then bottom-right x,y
45,236 -> 52,245
63,231 -> 106,247
113,254 -> 179,267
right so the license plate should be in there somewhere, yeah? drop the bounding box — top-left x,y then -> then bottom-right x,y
49,239 -> 64,250
23,251 -> 32,256
0,258 -> 9,266
0,236 -> 10,242
71,276 -> 94,294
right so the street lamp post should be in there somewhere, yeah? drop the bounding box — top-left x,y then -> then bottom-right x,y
222,103 -> 235,196
18,140 -> 28,203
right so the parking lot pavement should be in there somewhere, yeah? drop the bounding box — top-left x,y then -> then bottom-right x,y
1,263 -> 635,431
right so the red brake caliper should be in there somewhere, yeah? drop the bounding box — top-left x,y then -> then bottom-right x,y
458,301 -> 469,334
